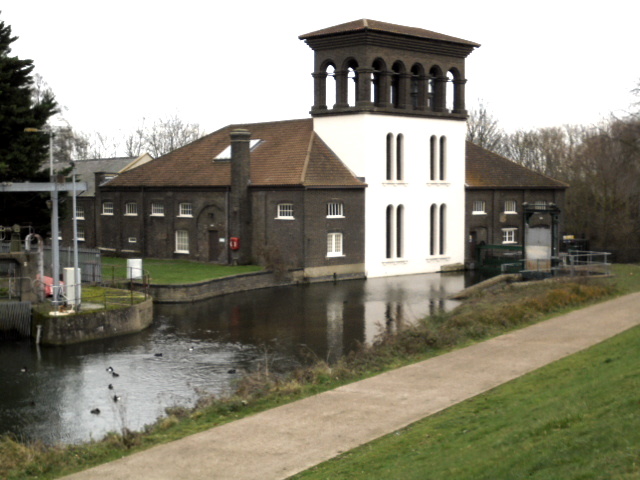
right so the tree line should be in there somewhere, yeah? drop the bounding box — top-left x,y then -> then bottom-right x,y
467,96 -> 640,262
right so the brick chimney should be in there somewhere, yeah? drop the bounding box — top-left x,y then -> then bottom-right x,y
229,129 -> 252,265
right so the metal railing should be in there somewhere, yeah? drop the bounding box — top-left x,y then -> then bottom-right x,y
556,250 -> 612,277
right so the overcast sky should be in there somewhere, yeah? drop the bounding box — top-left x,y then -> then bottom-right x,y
3,0 -> 639,143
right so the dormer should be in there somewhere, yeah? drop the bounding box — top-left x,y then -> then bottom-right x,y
299,19 -> 479,119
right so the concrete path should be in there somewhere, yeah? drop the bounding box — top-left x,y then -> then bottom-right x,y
62,292 -> 640,480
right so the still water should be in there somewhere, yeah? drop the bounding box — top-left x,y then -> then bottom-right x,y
0,272 -> 471,445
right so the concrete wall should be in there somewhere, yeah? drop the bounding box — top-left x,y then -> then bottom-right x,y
141,269 -> 366,303
34,297 -> 153,345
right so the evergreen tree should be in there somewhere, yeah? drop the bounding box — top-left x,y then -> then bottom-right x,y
0,12 -> 58,232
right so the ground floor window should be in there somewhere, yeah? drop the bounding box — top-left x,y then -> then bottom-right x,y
175,230 -> 189,253
327,232 -> 343,257
502,227 -> 518,244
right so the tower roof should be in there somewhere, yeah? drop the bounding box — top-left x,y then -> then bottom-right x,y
300,19 -> 479,57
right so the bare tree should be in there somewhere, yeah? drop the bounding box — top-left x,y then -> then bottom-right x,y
466,102 -> 504,153
143,115 -> 203,158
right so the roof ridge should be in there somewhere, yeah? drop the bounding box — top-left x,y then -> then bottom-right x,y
300,131 -> 315,183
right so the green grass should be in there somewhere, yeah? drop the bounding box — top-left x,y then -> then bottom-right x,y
101,257 -> 263,284
291,322 -> 640,480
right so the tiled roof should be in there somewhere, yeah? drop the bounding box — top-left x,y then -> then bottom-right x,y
106,119 -> 364,189
466,141 -> 568,189
299,19 -> 479,47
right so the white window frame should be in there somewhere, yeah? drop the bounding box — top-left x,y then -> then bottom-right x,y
75,205 -> 85,220
534,200 -> 547,209
175,230 -> 189,253
151,202 -> 165,216
76,226 -> 85,242
125,202 -> 138,216
102,201 -> 114,215
178,202 -> 193,217
276,203 -> 294,220
327,232 -> 344,257
502,228 -> 518,244
472,200 -> 486,215
327,202 -> 344,218
504,200 -> 517,214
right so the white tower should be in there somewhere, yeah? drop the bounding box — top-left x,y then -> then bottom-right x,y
300,20 -> 479,278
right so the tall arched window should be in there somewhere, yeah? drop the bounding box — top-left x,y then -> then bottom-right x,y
391,61 -> 406,108
446,71 -> 455,112
325,64 -> 336,109
429,65 -> 444,112
396,134 -> 404,181
410,64 -> 424,110
396,205 -> 404,258
347,63 -> 358,107
386,133 -> 394,181
430,135 -> 437,181
439,136 -> 447,181
386,205 -> 394,259
371,58 -> 387,107
430,204 -> 437,256
439,204 -> 446,255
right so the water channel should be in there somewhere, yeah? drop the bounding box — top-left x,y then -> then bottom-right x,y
0,272 -> 477,445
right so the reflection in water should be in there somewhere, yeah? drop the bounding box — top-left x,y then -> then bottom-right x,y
0,272 -> 469,445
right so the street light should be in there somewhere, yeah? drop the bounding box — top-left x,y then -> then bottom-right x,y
24,126 -> 61,309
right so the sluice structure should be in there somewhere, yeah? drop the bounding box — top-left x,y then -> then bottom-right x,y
0,301 -> 31,338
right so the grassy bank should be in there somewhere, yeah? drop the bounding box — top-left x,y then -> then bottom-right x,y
101,257 -> 263,285
2,265 -> 640,479
292,309 -> 640,479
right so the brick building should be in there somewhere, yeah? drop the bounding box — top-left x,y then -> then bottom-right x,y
97,120 -> 366,280
82,19 -> 566,279
465,142 -> 567,268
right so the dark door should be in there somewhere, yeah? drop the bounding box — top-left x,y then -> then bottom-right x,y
209,230 -> 220,262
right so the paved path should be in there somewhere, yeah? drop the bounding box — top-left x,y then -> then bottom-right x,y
62,292 -> 640,480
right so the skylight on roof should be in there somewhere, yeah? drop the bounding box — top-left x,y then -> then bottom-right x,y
214,139 -> 262,160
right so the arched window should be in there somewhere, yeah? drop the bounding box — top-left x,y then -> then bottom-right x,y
371,58 -> 387,107
396,205 -> 404,258
439,136 -> 447,181
449,68 -> 465,113
386,205 -> 394,259
410,63 -> 425,110
430,135 -> 437,181
396,134 -> 404,181
391,61 -> 406,108
430,204 -> 437,256
439,204 -> 446,255
386,133 -> 394,181
429,65 -> 444,112
325,63 -> 336,109
345,59 -> 359,107
445,71 -> 455,112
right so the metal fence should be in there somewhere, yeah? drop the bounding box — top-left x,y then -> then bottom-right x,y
555,250 -> 612,277
0,242 -> 103,283
511,250 -> 612,278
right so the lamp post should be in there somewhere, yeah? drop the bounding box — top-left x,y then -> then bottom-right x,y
71,162 -> 80,309
24,126 -> 61,309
